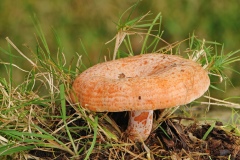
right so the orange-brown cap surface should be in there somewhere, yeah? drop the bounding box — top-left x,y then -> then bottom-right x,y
71,53 -> 210,112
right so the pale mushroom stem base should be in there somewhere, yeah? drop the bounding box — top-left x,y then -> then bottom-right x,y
126,110 -> 153,141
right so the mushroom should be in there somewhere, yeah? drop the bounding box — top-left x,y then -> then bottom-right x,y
70,53 -> 210,141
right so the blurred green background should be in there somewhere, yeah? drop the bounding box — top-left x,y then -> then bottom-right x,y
0,0 -> 239,103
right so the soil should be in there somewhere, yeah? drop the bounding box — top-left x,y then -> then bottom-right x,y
29,111 -> 240,160
150,119 -> 240,160
96,112 -> 240,160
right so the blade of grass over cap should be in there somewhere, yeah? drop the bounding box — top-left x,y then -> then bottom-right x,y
140,12 -> 161,54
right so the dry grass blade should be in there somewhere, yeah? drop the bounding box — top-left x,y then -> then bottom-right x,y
5,37 -> 37,67
202,96 -> 240,109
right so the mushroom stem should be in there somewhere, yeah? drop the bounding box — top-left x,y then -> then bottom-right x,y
126,110 -> 153,141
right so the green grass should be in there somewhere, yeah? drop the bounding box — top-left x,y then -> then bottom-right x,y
0,3 -> 240,159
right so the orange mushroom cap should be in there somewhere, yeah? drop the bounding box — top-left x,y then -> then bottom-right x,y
70,53 -> 210,112
70,53 -> 210,141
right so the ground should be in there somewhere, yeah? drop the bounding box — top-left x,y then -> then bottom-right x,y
29,110 -> 240,160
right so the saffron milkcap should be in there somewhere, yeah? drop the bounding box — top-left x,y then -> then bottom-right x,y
70,53 -> 210,141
